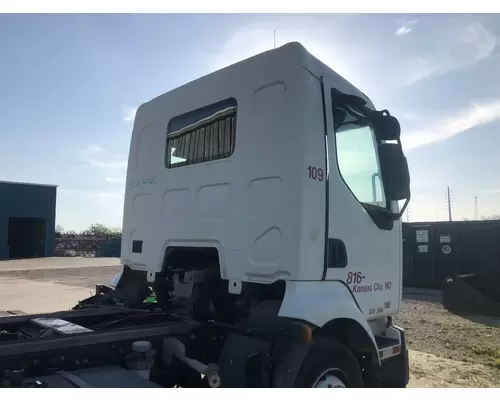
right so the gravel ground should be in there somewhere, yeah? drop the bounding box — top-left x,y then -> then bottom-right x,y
395,298 -> 500,387
0,265 -> 122,288
0,257 -> 120,271
408,351 -> 500,388
0,259 -> 122,314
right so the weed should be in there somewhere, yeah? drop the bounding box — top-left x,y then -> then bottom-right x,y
471,345 -> 500,358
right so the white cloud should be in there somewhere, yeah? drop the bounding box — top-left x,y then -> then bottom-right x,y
209,16 -> 360,86
81,145 -> 127,170
395,26 -> 412,36
402,55 -> 438,85
394,19 -> 418,36
399,21 -> 496,86
403,99 -> 500,150
123,105 -> 137,122
75,146 -> 128,185
87,158 -> 127,169
211,16 -> 496,94
105,177 -> 125,183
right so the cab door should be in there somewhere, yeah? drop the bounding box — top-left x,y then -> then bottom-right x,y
323,85 -> 402,319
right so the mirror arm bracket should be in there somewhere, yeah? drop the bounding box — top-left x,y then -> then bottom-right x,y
394,197 -> 411,220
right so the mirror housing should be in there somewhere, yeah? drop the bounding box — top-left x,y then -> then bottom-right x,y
371,111 -> 401,141
378,142 -> 411,202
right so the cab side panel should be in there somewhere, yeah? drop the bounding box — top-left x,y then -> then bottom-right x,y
121,44 -> 324,283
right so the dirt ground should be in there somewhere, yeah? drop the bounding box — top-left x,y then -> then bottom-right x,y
0,265 -> 121,288
408,351 -> 500,388
0,257 -> 499,387
396,297 -> 500,387
0,258 -> 121,314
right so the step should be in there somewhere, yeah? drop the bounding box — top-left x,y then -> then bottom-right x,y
376,336 -> 401,360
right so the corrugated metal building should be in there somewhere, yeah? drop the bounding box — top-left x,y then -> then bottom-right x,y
0,181 -> 57,260
403,220 -> 500,287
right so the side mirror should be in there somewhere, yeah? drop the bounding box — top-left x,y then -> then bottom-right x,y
378,142 -> 411,202
371,111 -> 401,141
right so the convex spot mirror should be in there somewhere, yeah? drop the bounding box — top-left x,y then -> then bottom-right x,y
370,110 -> 401,141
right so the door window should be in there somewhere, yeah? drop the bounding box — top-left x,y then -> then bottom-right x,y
335,123 -> 386,208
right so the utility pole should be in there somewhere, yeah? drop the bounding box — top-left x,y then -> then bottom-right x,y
474,196 -> 479,220
447,186 -> 452,222
406,206 -> 412,223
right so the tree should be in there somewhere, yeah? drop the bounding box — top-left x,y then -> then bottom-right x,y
481,215 -> 500,220
86,223 -> 122,237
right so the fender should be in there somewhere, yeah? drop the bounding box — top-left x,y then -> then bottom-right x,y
278,280 -> 380,365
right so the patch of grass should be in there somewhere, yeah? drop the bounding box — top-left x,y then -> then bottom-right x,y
454,367 -> 482,383
495,359 -> 500,369
471,345 -> 500,358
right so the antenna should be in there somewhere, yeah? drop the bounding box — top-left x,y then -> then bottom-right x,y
273,30 -> 276,49
474,196 -> 479,220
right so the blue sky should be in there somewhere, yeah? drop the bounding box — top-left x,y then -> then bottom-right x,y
1,14 -> 499,230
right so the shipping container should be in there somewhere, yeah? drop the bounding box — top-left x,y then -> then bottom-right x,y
402,220 -> 500,287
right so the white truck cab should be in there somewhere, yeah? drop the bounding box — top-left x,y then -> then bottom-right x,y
116,42 -> 411,388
